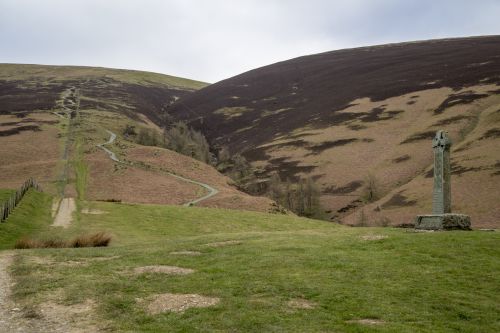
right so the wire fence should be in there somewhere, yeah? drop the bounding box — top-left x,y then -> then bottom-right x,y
0,178 -> 42,222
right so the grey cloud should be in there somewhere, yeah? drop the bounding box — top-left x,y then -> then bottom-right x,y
1,0 -> 499,83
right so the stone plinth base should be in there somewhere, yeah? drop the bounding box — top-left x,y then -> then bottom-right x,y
415,214 -> 471,230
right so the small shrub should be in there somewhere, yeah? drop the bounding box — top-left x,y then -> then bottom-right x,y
267,174 -> 323,218
99,199 -> 121,203
70,232 -> 112,248
123,124 -> 137,137
361,173 -> 380,203
136,128 -> 161,147
164,121 -> 213,164
41,238 -> 67,248
15,237 -> 66,249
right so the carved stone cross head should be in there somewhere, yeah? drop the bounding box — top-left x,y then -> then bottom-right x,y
432,130 -> 451,149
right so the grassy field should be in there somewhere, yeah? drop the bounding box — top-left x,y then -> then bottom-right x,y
2,191 -> 499,332
0,189 -> 16,203
0,189 -> 53,250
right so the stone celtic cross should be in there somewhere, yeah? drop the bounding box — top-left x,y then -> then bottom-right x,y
415,130 -> 471,230
432,130 -> 451,214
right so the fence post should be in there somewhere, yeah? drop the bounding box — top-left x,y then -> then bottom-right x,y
0,178 -> 43,222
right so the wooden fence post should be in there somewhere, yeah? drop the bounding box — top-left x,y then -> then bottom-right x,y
0,178 -> 43,222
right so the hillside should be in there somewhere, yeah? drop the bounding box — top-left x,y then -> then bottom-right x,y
0,46 -> 499,333
167,36 -> 500,228
0,64 -> 275,213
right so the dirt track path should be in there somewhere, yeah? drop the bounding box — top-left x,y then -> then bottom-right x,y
97,130 -> 218,206
0,252 -> 17,332
0,252 -> 101,332
52,198 -> 76,228
96,130 -> 119,162
0,252 -> 42,332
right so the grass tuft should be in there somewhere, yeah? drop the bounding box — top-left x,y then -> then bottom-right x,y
70,232 -> 112,248
14,237 -> 66,249
14,232 -> 111,249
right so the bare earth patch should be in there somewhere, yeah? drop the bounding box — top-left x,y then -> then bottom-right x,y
287,298 -> 317,309
0,252 -> 18,332
347,318 -> 385,325
81,208 -> 106,215
39,299 -> 98,328
133,265 -> 195,275
1,253 -> 105,332
170,251 -> 202,256
204,240 -> 242,247
24,256 -> 54,265
58,260 -> 88,267
58,256 -> 120,267
360,235 -> 388,241
143,293 -> 220,314
86,255 -> 121,262
52,197 -> 76,228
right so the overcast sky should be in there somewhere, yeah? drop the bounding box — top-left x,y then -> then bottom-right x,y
1,0 -> 499,83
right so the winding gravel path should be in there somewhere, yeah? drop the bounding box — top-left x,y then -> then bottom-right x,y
97,130 -> 218,206
96,130 -> 119,162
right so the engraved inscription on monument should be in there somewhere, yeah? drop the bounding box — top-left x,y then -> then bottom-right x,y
415,130 -> 471,230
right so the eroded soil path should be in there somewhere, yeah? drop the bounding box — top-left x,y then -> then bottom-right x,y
0,252 -> 47,332
97,129 -> 218,206
0,252 -> 103,332
0,252 -> 17,332
52,197 -> 76,228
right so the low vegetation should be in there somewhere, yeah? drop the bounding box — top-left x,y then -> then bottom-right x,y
268,173 -> 322,218
361,172 -> 381,203
0,189 -> 16,202
121,121 -> 322,217
3,199 -> 499,332
216,148 -> 256,190
0,189 -> 53,250
123,121 -> 212,164
164,121 -> 212,164
15,232 -> 111,249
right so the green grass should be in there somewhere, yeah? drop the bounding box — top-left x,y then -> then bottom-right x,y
73,131 -> 88,200
0,189 -> 16,202
6,200 -> 500,332
0,190 -> 53,250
